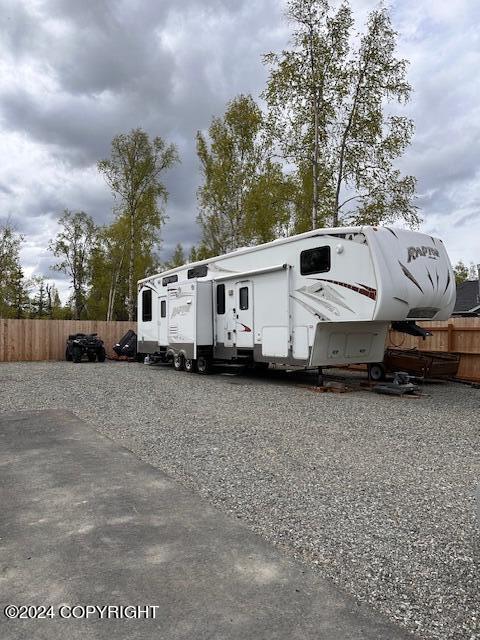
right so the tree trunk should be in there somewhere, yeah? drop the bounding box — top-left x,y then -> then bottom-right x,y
106,283 -> 113,321
74,287 -> 82,320
310,27 -> 319,230
127,211 -> 135,322
107,251 -> 124,321
312,107 -> 319,230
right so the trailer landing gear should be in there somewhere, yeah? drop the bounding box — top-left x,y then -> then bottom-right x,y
316,367 -> 324,387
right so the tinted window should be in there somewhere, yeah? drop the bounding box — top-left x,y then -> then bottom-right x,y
142,289 -> 152,322
162,274 -> 178,286
217,283 -> 225,315
187,265 -> 208,279
160,300 -> 166,318
239,286 -> 249,310
300,246 -> 331,275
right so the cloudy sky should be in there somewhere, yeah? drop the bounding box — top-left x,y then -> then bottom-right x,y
1,0 -> 479,298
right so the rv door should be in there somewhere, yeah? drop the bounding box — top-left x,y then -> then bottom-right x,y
235,281 -> 253,348
158,295 -> 167,346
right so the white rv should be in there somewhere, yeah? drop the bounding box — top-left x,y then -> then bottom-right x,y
137,226 -> 455,374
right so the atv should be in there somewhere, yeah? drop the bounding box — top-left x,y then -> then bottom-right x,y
65,333 -> 106,363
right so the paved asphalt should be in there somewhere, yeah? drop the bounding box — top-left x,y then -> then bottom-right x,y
0,409 -> 413,639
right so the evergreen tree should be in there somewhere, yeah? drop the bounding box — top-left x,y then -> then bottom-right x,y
0,222 -> 29,318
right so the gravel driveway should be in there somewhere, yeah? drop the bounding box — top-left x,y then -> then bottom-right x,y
0,361 -> 478,640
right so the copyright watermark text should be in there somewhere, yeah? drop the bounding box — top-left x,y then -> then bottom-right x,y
4,604 -> 159,619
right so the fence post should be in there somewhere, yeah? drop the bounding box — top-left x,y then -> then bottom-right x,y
447,322 -> 454,352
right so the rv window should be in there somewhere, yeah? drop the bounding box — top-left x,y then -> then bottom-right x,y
162,274 -> 178,286
160,300 -> 166,318
239,286 -> 249,310
187,265 -> 208,279
142,289 -> 152,322
300,246 -> 331,275
217,283 -> 225,315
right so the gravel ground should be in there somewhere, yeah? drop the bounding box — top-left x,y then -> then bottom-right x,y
0,361 -> 478,639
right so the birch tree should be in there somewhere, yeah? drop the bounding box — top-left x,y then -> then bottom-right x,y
197,95 -> 294,255
98,128 -> 179,321
49,210 -> 97,320
263,0 -> 418,229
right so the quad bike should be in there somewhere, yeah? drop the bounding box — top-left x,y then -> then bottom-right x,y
65,333 -> 106,363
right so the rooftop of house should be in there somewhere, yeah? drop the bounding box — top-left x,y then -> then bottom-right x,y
453,279 -> 480,314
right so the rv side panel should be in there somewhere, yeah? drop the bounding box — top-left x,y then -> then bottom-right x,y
196,281 -> 214,347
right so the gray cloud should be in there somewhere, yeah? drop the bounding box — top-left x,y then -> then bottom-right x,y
0,0 -> 479,288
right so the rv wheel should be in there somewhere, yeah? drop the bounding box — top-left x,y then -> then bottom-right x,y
368,363 -> 386,382
196,356 -> 211,375
184,358 -> 196,373
173,353 -> 185,371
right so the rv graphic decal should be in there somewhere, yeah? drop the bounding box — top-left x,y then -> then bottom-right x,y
443,270 -> 451,295
238,323 -> 252,332
398,261 -> 424,293
297,286 -> 340,315
314,279 -> 377,301
407,246 -> 439,262
298,282 -> 354,313
171,303 -> 191,317
289,294 -> 330,321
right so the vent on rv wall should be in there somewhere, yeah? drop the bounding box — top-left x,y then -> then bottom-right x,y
406,307 -> 439,319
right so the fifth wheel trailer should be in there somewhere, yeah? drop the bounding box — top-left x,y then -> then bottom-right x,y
137,226 -> 456,373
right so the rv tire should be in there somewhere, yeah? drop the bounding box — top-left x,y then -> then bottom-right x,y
368,362 -> 386,382
173,353 -> 185,371
184,358 -> 196,373
196,356 -> 211,375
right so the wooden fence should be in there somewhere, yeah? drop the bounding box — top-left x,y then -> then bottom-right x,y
387,317 -> 480,382
0,319 -> 136,362
1,317 -> 479,380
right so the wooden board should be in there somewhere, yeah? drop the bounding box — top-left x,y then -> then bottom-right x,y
386,318 -> 480,382
0,320 -> 135,362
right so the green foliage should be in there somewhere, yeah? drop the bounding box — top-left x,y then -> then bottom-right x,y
29,276 -> 48,318
29,278 -> 64,319
196,94 -> 294,255
453,260 -> 478,285
98,128 -> 179,320
163,243 -> 186,270
0,222 -> 30,318
86,214 -> 161,320
49,210 -> 98,320
263,0 -> 418,229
